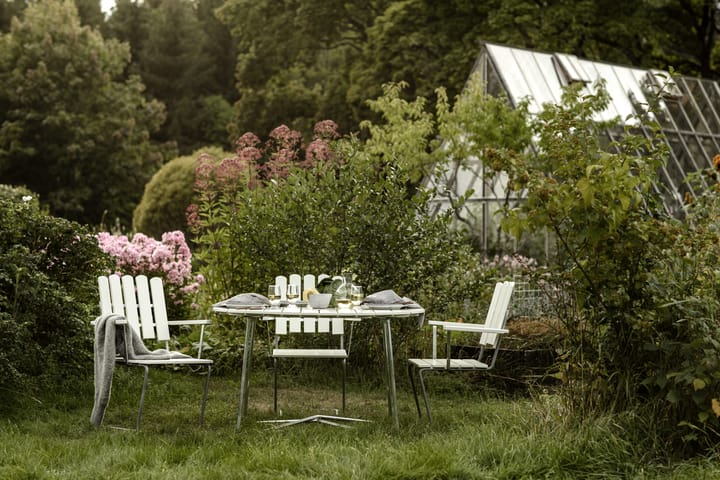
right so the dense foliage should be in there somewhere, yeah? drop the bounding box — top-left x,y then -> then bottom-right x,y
103,0 -> 236,154
0,185 -> 110,408
3,0 -> 719,230
0,0 -> 166,227
189,86 -> 521,371
489,81 -> 720,452
133,146 -> 232,239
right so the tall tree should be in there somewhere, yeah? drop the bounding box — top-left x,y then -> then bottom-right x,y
74,0 -> 104,27
348,0 -> 493,121
104,0 -> 235,152
0,0 -> 27,32
217,0 -> 387,136
0,0 -> 166,226
101,0 -> 152,74
139,0 -> 215,152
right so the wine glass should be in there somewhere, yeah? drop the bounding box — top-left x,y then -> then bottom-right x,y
350,285 -> 364,307
286,284 -> 300,305
268,284 -> 280,306
335,285 -> 351,309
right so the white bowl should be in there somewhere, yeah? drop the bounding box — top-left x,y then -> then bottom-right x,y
308,293 -> 332,309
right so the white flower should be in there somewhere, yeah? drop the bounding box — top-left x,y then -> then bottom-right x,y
22,195 -> 32,202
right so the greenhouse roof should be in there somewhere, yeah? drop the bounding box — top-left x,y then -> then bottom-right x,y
483,43 -> 678,124
432,42 -> 720,252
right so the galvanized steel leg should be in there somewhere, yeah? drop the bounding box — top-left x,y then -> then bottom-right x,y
342,358 -> 346,415
418,368 -> 432,423
273,357 -> 279,416
383,318 -> 399,430
408,363 -> 422,418
137,365 -> 150,430
200,365 -> 212,426
236,316 -> 256,430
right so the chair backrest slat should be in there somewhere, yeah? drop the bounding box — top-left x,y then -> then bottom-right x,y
121,274 -> 142,336
150,277 -> 171,342
108,274 -> 125,316
275,275 -> 288,300
98,276 -> 112,316
134,275 -> 155,339
480,281 -> 515,346
288,318 -> 302,333
273,317 -> 344,336
98,274 -> 174,342
275,273 -> 333,300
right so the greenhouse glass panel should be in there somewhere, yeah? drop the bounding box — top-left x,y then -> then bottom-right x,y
433,42 -> 720,254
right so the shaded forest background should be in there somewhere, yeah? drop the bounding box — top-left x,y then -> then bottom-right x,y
2,0 -> 720,228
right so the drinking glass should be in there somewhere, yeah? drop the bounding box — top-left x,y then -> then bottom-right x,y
350,285 -> 364,306
335,286 -> 351,309
268,284 -> 280,306
286,284 -> 300,305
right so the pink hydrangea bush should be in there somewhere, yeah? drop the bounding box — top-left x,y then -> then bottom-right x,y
96,230 -> 204,317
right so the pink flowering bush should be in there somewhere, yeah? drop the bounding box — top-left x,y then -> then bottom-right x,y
190,120 -> 341,208
96,230 -> 204,319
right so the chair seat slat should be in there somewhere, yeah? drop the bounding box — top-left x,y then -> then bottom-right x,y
273,348 -> 348,359
408,358 -> 489,369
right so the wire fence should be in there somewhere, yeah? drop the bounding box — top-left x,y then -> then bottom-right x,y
511,275 -> 564,318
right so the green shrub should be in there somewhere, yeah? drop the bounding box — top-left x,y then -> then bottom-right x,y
191,103 -> 502,372
0,186 -> 111,408
489,80 -> 720,453
133,146 -> 232,239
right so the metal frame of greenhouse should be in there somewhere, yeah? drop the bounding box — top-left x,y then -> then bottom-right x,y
429,42 -> 720,256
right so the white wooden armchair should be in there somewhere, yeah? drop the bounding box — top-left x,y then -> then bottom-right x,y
407,281 -> 515,422
94,274 -> 212,429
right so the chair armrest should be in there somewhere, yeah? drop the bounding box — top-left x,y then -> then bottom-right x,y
443,324 -> 508,334
167,319 -> 212,326
428,320 -> 461,327
90,318 -> 128,326
428,320 -> 507,334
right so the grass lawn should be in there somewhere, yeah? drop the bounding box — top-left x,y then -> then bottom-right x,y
1,368 -> 719,479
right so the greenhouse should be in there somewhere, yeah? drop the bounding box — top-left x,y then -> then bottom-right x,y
430,42 -> 720,254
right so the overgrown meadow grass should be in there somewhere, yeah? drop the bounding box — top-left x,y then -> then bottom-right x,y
1,369 -> 719,479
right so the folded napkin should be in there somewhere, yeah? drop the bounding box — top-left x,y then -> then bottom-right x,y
363,289 -> 424,325
362,289 -> 418,307
213,292 -> 270,308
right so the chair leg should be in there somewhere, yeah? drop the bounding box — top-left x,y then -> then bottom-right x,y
418,368 -> 433,423
200,365 -> 212,427
273,357 -> 279,416
342,358 -> 346,415
408,363 -> 422,418
136,365 -> 150,430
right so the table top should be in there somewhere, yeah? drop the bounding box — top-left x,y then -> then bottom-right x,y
213,304 -> 425,318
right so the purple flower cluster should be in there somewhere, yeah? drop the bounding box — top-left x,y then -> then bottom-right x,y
482,253 -> 538,274
193,120 -> 341,195
96,230 -> 204,308
188,121 -> 342,233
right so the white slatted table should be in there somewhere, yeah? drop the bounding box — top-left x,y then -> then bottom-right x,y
212,304 -> 425,430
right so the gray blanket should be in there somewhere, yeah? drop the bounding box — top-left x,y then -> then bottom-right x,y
90,313 -> 191,426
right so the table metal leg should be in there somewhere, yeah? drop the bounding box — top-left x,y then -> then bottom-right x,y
383,318 -> 399,430
236,316 -> 256,430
